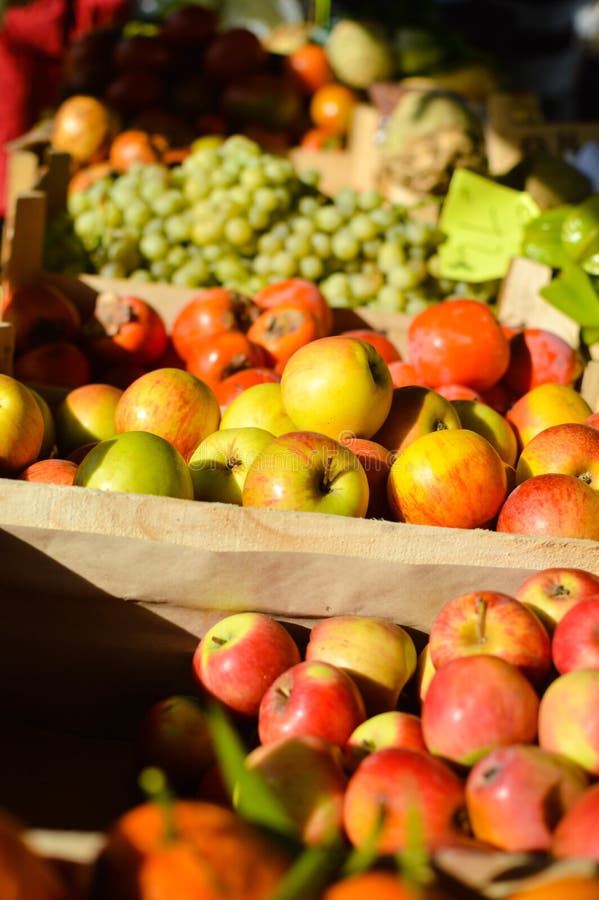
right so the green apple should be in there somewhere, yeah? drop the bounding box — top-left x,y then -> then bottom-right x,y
344,710 -> 426,771
74,430 -> 194,499
0,374 -> 44,475
538,669 -> 599,776
373,385 -> 461,455
219,382 -> 296,435
451,398 -> 518,467
280,336 -> 393,441
189,426 -> 275,504
242,430 -> 369,517
55,382 -> 123,455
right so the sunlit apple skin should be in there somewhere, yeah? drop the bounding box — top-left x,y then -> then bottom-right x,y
552,782 -> 599,861
343,747 -> 467,854
241,735 -> 348,845
451,399 -> 518,467
0,374 -> 44,474
73,430 -> 195,499
280,336 -> 393,440
305,615 -> 417,717
428,590 -> 552,690
54,382 -> 123,455
188,427 -> 274,504
415,643 -> 436,704
18,457 -> 78,485
505,383 -> 592,450
551,598 -> 599,673
114,367 -> 220,461
339,436 -> 392,519
373,385 -> 461,456
515,422 -> 599,490
421,655 -> 540,767
257,659 -> 367,747
344,710 -> 426,772
502,327 -> 584,396
138,694 -> 215,793
538,670 -> 599,775
219,382 -> 296,435
496,472 -> 599,541
29,386 -> 57,459
515,567 -> 599,632
242,430 -> 369,518
387,428 -> 508,529
465,744 -> 589,852
192,612 -> 301,718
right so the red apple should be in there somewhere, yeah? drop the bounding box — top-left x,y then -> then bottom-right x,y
515,566 -> 599,631
465,743 -> 589,852
138,694 -> 215,793
502,327 -> 584,395
241,734 -> 348,845
18,457 -> 78,485
515,422 -> 599,489
54,382 -> 123,455
280,335 -> 393,441
428,590 -> 552,690
538,669 -> 599,776
496,472 -> 599,541
241,430 -> 369,518
192,612 -> 301,718
114,367 -> 221,462
74,431 -> 194,499
344,710 -> 427,772
505,383 -> 592,450
305,615 -> 417,717
339,436 -> 392,519
421,655 -> 540,767
257,659 -> 366,747
373,385 -> 461,457
552,782 -> 599,861
0,374 -> 44,475
387,428 -> 508,529
387,360 -> 424,389
343,747 -> 467,854
551,598 -> 599,673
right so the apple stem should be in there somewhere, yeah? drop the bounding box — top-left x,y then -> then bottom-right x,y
211,635 -> 228,648
475,596 -> 487,644
320,455 -> 334,494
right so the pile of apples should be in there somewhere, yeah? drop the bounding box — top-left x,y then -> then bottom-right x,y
1,273 -> 598,541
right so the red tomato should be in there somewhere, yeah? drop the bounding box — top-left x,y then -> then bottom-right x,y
284,43 -> 333,95
247,303 -> 321,367
253,278 -> 333,337
341,329 -> 402,365
171,288 -> 259,363
185,330 -> 267,387
85,293 -> 168,367
214,367 -> 280,408
407,299 -> 510,393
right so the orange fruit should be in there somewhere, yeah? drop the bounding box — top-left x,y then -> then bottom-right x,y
506,875 -> 599,900
285,42 -> 333,94
309,83 -> 358,135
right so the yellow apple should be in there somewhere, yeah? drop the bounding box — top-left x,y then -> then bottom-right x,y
451,398 -> 518,467
219,382 -> 296,435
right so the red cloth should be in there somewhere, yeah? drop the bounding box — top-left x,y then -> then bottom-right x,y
0,0 -> 131,217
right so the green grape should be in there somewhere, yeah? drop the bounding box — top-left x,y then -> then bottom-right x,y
107,235 -> 141,272
320,272 -> 353,308
374,284 -> 407,311
213,255 -> 251,285
123,199 -> 151,230
73,210 -> 102,249
298,168 -> 320,190
248,207 -> 271,231
404,294 -> 432,316
298,195 -> 322,217
183,172 -> 211,202
164,213 -> 192,243
171,258 -> 211,287
111,181 -> 139,210
129,268 -> 154,282
377,241 -> 407,273
270,221 -> 290,242
403,218 -> 439,247
99,262 -> 126,278
222,134 -> 262,159
298,255 -> 324,281
67,191 -> 89,217
285,233 -> 311,259
224,217 -> 254,247
331,229 -> 360,262
349,270 -> 384,303
362,238 -> 382,259
387,259 -> 428,289
140,177 -> 169,205
357,188 -> 384,211
370,206 -> 397,230
150,259 -> 174,282
240,166 -> 267,190
334,186 -> 358,215
270,250 -> 297,278
143,217 -> 165,236
229,185 -> 251,210
191,217 -> 225,245
348,213 -> 379,242
140,232 -> 169,262
210,167 -> 237,189
202,243 -> 223,263
252,253 -> 272,277
315,205 -> 344,233
152,189 -> 186,218
290,216 -> 315,237
85,177 -> 113,205
310,231 -> 332,259
262,157 -> 295,184
253,187 -> 280,213
166,245 -> 189,269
